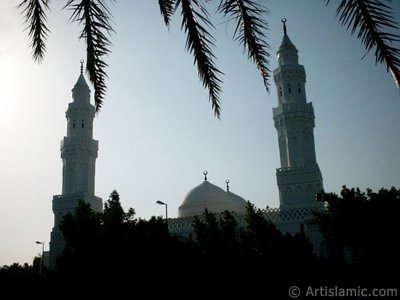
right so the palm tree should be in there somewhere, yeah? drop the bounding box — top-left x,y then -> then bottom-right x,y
18,0 -> 400,118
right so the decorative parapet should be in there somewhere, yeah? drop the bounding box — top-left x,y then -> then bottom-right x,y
168,216 -> 196,236
273,102 -> 313,116
273,66 -> 305,80
262,207 -> 281,223
66,102 -> 96,114
273,102 -> 315,126
61,137 -> 98,149
276,165 -> 320,174
168,205 -> 325,236
53,192 -> 88,200
52,193 -> 102,212
168,212 -> 245,235
269,206 -> 323,223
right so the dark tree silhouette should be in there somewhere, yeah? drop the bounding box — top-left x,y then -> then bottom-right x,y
192,203 -> 319,296
315,186 -> 400,285
193,209 -> 242,267
56,191 -> 196,289
102,190 -> 135,227
18,0 -> 400,116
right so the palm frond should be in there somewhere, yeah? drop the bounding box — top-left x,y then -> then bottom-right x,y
218,0 -> 270,92
159,0 -> 177,28
178,0 -> 223,118
326,0 -> 400,88
65,0 -> 114,111
17,0 -> 50,63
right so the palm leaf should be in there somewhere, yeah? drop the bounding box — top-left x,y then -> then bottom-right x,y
218,0 -> 270,92
326,0 -> 400,88
177,0 -> 223,118
159,0 -> 177,28
65,0 -> 114,111
18,0 -> 50,63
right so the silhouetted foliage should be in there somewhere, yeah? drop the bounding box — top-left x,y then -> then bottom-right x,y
56,190 -> 197,292
315,186 -> 400,285
325,0 -> 400,88
0,262 -> 35,279
18,1 -> 400,116
0,262 -> 47,294
6,186 -> 398,295
192,203 -> 319,296
193,208 -> 243,272
243,201 -> 283,264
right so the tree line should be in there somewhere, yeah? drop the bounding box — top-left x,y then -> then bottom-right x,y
1,186 -> 399,297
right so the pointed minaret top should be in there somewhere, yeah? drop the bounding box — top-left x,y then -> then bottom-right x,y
72,60 -> 91,104
277,18 -> 298,65
278,18 -> 296,50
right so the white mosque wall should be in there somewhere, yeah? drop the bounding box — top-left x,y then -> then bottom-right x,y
168,205 -> 326,257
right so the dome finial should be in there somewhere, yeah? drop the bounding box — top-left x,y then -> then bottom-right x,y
281,18 -> 287,35
225,179 -> 230,192
80,59 -> 84,75
203,170 -> 208,181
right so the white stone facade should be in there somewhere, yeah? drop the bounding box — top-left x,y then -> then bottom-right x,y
49,72 -> 102,269
273,29 -> 323,211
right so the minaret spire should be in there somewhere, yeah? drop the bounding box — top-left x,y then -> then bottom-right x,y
276,18 -> 298,66
203,170 -> 208,181
80,59 -> 84,75
282,18 -> 287,35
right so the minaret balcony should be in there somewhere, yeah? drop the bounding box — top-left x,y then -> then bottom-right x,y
60,137 -> 98,148
276,165 -> 323,186
273,102 -> 313,116
276,165 -> 320,175
52,193 -> 102,212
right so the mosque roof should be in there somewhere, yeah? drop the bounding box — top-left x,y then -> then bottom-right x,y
178,174 -> 247,218
226,191 -> 247,209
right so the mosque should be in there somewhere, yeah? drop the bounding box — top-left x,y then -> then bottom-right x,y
49,21 -> 325,269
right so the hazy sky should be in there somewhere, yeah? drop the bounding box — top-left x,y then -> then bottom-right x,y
1,0 -> 399,266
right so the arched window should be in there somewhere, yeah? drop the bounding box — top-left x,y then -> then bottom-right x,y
279,86 -> 282,96
297,83 -> 301,93
72,120 -> 76,129
288,83 -> 292,94
81,120 -> 85,128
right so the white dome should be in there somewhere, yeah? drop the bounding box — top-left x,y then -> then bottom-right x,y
226,191 -> 247,212
178,181 -> 247,218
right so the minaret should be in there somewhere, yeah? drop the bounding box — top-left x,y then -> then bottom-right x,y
49,62 -> 102,268
273,20 -> 323,210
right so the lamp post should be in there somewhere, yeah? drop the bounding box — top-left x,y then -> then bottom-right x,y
156,200 -> 168,229
35,241 -> 44,278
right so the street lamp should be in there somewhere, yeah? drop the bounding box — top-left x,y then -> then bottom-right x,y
35,241 -> 44,278
156,200 -> 168,229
